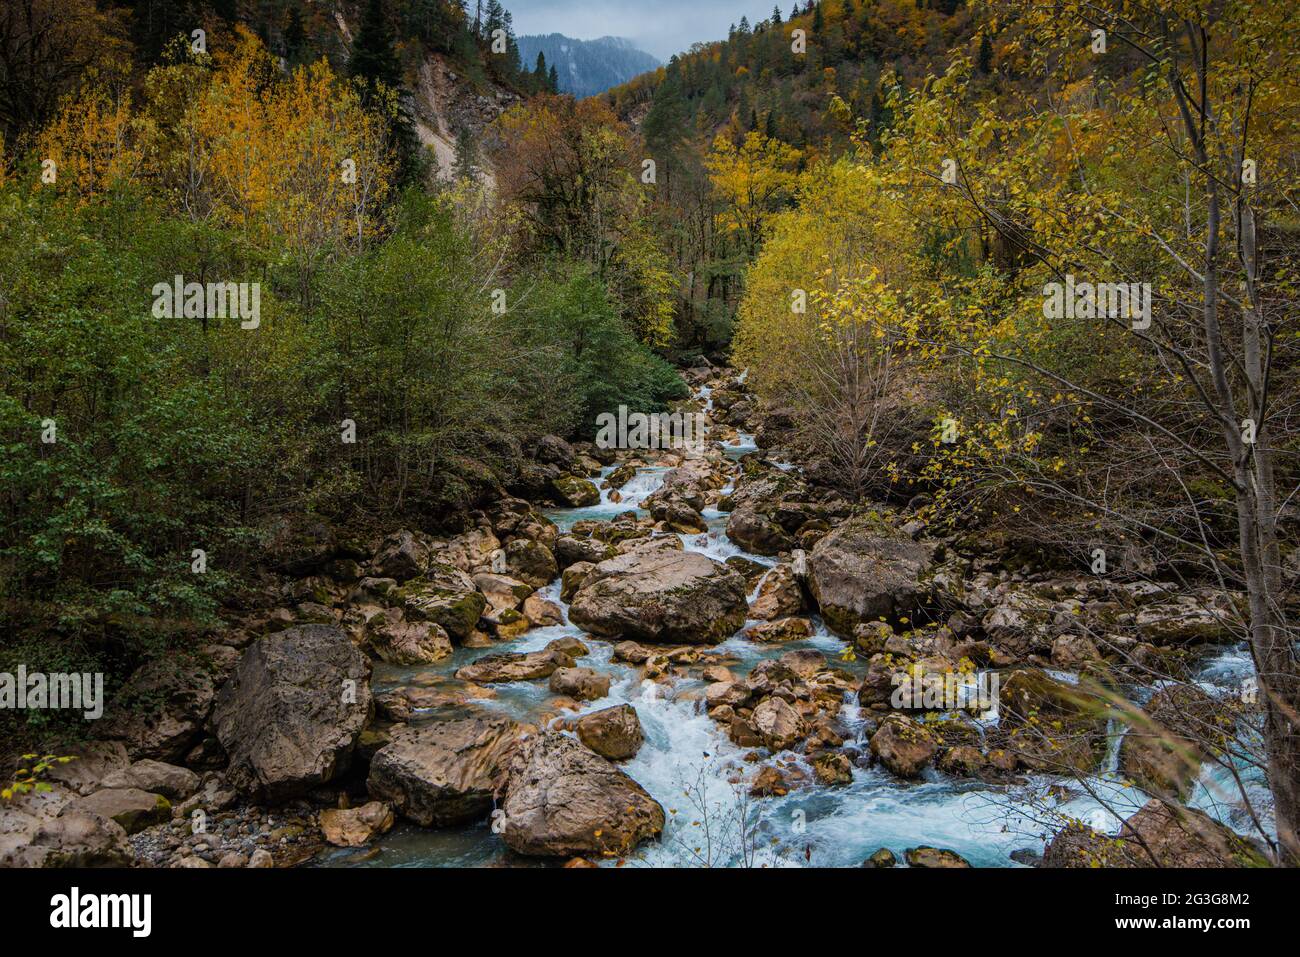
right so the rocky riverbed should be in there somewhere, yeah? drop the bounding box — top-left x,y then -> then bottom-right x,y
0,365 -> 1275,869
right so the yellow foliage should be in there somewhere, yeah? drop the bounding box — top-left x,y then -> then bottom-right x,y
36,75 -> 142,200
706,130 -> 802,257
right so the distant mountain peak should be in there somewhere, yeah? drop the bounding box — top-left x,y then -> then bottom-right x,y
517,34 -> 660,99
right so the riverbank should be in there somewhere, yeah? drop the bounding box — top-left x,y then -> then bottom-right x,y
1,364 -> 1275,869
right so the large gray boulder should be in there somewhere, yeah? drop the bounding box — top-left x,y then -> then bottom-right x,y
210,625 -> 373,802
568,545 -> 748,644
500,731 -> 664,857
367,717 -> 522,827
807,515 -> 935,636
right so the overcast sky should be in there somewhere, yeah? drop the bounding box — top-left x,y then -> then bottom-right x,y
505,0 -> 787,61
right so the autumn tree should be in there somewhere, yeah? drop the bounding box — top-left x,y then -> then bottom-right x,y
822,2 -> 1300,863
492,94 -> 676,345
961,0 -> 1300,865
706,130 -> 802,258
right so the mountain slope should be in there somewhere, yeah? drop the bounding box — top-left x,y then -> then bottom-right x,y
606,0 -> 977,148
517,34 -> 660,98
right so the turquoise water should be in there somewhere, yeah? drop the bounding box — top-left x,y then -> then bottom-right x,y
319,390 -> 1267,868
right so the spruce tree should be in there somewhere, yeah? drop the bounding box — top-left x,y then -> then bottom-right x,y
452,124 -> 478,181
977,33 -> 993,75
349,0 -> 402,92
283,7 -> 305,64
350,0 -> 420,186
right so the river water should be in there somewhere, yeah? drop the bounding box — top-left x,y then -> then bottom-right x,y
320,385 -> 1266,868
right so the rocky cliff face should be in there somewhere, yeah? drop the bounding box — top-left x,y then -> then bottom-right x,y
409,53 -> 521,186
326,9 -> 522,187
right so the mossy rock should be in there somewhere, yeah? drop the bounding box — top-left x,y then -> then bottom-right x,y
551,475 -> 600,507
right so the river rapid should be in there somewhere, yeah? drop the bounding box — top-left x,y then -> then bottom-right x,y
320,379 -> 1265,868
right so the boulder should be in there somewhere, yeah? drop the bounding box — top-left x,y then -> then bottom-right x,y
211,625 -> 373,802
1043,800 -> 1270,868
864,848 -> 897,867
812,751 -> 853,786
561,562 -> 595,602
1118,683 -> 1227,799
752,697 -> 806,752
487,498 -> 559,549
430,526 -> 501,573
546,636 -> 590,659
365,609 -> 453,665
505,539 -> 559,589
569,546 -> 748,645
548,667 -> 611,702
472,573 -> 533,615
552,475 -> 600,507
500,732 -> 664,857
704,681 -> 752,710
575,704 -> 645,760
555,535 -> 614,569
650,499 -> 709,534
905,846 -> 972,868
370,529 -> 430,582
522,594 -> 564,627
726,505 -> 793,556
319,801 -> 395,847
395,564 -> 488,641
807,515 -> 935,636
778,648 -> 827,679
982,591 -> 1057,658
1051,632 -> 1102,669
101,656 -> 217,763
1135,600 -> 1236,645
454,648 -> 574,684
936,744 -> 987,778
100,759 -> 199,801
0,796 -> 133,868
869,714 -> 937,778
367,717 -> 522,827
67,788 -> 170,835
535,434 -> 576,469
749,563 -> 804,620
998,669 -> 1109,774
745,617 -> 813,643
749,765 -> 789,797
43,742 -> 130,796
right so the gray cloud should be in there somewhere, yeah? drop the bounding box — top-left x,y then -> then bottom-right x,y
505,0 -> 787,61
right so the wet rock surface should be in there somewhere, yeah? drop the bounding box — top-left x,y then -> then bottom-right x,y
20,365 -> 1268,871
